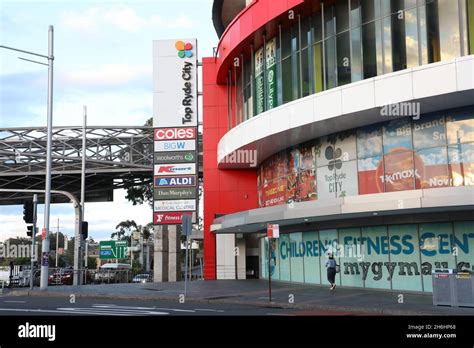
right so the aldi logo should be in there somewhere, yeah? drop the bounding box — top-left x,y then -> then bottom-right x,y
154,163 -> 196,176
155,139 -> 196,152
154,175 -> 196,187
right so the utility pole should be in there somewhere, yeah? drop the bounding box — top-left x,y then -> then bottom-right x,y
55,218 -> 59,268
30,194 -> 38,290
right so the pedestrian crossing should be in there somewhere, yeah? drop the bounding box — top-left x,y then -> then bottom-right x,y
53,304 -> 224,316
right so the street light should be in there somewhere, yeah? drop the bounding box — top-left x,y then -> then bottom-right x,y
1,25 -> 55,291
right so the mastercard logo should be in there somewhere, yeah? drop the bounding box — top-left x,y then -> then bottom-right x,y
175,41 -> 193,58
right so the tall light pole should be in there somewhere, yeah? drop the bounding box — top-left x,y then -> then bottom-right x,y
1,25 -> 55,291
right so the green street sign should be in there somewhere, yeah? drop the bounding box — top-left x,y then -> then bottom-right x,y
99,240 -> 129,259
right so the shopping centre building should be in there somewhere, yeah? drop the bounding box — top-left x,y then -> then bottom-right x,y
202,0 -> 474,292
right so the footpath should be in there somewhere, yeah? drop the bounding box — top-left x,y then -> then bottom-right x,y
3,279 -> 474,315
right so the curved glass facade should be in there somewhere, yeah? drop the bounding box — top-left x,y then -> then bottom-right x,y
260,221 -> 474,292
228,0 -> 474,128
257,106 -> 474,207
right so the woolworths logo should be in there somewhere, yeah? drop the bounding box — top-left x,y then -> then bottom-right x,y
184,153 -> 194,161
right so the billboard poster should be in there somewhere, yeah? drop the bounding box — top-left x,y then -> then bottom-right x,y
154,199 -> 197,212
153,39 -> 198,127
382,118 -> 413,154
262,179 -> 286,207
155,139 -> 196,152
286,173 -> 297,202
412,114 -> 446,149
415,147 -> 450,188
154,163 -> 196,176
266,38 -> 277,110
154,187 -> 197,200
154,151 -> 196,163
382,150 -> 421,192
358,156 -> 384,194
154,212 -> 195,225
448,142 -> 474,186
295,169 -> 316,202
255,46 -> 264,114
154,175 -> 196,187
357,124 -> 383,158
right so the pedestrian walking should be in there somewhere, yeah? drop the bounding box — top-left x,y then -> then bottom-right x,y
325,252 -> 338,290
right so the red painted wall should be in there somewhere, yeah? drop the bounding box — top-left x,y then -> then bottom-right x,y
202,57 -> 258,280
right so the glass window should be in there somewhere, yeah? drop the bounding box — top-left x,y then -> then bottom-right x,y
324,5 -> 336,38
405,7 -> 419,68
312,11 -> 323,43
296,169 -> 317,202
266,38 -> 278,110
260,238 -> 267,279
337,31 -> 351,86
469,0 -> 474,54
290,233 -> 304,282
357,124 -> 383,158
438,0 -> 461,60
448,142 -> 474,186
325,36 -> 337,89
279,234 -> 291,281
301,48 -> 311,97
254,46 -> 265,115
446,109 -> 474,144
350,0 -> 362,28
383,118 -> 413,153
426,0 -> 441,62
281,28 -> 291,60
358,155 -> 385,194
301,16 -> 310,49
361,0 -> 381,24
351,27 -> 363,82
282,57 -> 292,104
391,12 -> 407,72
388,224 -> 423,292
362,20 -> 383,78
382,16 -> 393,73
360,226 -> 391,289
415,146 -> 449,189
383,150 -> 415,192
413,113 -> 446,149
453,221 -> 474,274
419,5 -> 429,65
303,231 -> 321,284
339,227 -> 364,288
419,223 -> 457,292
381,0 -> 391,16
313,41 -> 324,92
336,0 -> 349,33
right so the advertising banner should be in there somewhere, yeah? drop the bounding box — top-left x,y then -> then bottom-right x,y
153,39 -> 198,127
266,38 -> 277,110
154,163 -> 196,176
154,127 -> 196,140
154,175 -> 196,187
254,46 -> 264,115
155,139 -> 196,152
154,199 -> 197,212
154,187 -> 197,200
154,151 -> 196,163
154,212 -> 195,225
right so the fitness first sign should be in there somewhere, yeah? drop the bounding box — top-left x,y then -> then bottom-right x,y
153,39 -> 197,127
153,38 -> 198,225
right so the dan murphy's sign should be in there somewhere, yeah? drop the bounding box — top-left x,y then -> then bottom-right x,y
153,39 -> 198,127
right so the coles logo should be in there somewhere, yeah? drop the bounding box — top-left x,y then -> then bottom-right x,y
154,127 -> 196,140
175,41 -> 193,58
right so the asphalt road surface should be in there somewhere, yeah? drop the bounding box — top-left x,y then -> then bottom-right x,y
0,296 -> 367,316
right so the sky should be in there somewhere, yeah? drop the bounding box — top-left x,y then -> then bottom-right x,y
0,0 -> 217,242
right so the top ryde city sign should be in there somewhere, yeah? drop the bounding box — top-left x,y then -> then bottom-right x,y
153,39 -> 197,127
153,38 -> 199,226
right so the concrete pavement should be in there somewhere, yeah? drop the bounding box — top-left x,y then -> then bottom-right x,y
3,279 -> 474,315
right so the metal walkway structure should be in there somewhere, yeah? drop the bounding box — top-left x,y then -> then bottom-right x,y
0,126 -> 154,205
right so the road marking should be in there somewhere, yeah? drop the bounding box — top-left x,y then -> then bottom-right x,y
92,304 -> 195,313
0,307 -> 72,315
56,307 -> 169,316
194,309 -> 224,313
3,300 -> 26,303
266,313 -> 294,316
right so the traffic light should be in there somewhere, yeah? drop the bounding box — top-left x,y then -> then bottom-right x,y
27,225 -> 34,237
23,201 -> 34,224
81,221 -> 88,239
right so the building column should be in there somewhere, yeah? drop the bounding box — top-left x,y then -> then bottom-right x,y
153,225 -> 168,282
167,225 -> 181,282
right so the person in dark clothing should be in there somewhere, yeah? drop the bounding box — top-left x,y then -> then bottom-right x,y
325,252 -> 337,290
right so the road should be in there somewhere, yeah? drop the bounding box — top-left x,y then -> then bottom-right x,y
0,296 -> 366,316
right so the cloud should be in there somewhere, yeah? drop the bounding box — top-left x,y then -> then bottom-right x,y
59,5 -> 196,34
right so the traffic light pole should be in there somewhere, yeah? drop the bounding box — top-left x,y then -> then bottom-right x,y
30,194 -> 38,290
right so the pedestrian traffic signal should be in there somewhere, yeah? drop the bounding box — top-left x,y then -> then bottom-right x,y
27,225 -> 34,237
81,221 -> 88,239
23,201 -> 34,224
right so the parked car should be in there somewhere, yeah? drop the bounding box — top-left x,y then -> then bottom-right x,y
132,273 -> 152,283
94,263 -> 131,283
